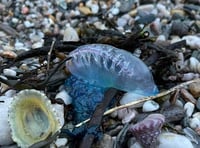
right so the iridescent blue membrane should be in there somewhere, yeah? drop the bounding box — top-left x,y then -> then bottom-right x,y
65,75 -> 107,123
66,44 -> 158,96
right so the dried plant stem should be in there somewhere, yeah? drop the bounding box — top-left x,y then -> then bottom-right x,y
75,78 -> 200,127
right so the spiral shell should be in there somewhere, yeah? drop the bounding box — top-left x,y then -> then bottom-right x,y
8,89 -> 61,148
66,44 -> 158,96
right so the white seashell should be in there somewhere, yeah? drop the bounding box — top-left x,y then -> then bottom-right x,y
63,26 -> 79,42
182,35 -> 200,49
142,100 -> 159,112
157,132 -> 194,148
120,92 -> 144,106
8,89 -> 61,148
3,69 -> 17,77
55,89 -> 72,105
189,117 -> 200,129
0,96 -> 14,146
184,102 -> 195,117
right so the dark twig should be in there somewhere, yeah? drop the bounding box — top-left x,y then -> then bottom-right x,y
79,88 -> 117,148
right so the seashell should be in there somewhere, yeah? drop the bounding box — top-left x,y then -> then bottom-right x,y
66,44 -> 158,96
184,102 -> 195,117
142,100 -> 159,112
157,132 -> 194,148
8,89 -> 61,148
129,113 -> 165,148
189,82 -> 200,98
0,96 -> 14,146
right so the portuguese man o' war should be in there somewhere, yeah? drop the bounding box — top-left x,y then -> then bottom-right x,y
66,44 -> 158,96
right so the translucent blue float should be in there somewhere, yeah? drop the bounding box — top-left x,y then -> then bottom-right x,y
66,44 -> 158,96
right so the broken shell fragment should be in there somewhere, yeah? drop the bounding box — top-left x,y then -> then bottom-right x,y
8,89 -> 61,148
129,114 -> 165,148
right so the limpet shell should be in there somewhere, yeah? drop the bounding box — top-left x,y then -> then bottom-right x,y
8,89 -> 61,148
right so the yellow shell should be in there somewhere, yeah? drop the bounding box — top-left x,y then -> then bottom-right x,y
8,89 -> 61,148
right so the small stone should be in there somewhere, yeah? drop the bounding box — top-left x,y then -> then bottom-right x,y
95,134 -> 115,148
180,88 -> 197,104
157,132 -> 193,148
120,92 -> 144,106
21,6 -> 29,14
189,117 -> 200,129
55,89 -> 72,105
189,82 -> 200,98
52,104 -> 65,127
3,69 -> 17,77
142,100 -> 159,112
63,26 -> 79,42
55,138 -> 68,147
79,5 -> 92,15
110,7 -> 120,15
184,102 -> 195,117
32,40 -> 44,49
196,98 -> 200,110
24,20 -> 34,28
182,35 -> 200,49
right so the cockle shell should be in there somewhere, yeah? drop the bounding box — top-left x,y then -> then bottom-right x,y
8,89 -> 61,148
66,44 -> 158,96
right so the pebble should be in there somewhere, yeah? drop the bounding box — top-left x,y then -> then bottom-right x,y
184,102 -> 195,117
95,134 -> 115,148
78,5 -> 92,15
117,108 -> 137,124
31,40 -> 44,49
63,26 -> 80,42
142,100 -> 159,112
196,98 -> 200,110
55,138 -> 68,147
110,7 -> 120,15
55,89 -> 72,105
24,20 -> 34,28
157,132 -> 194,148
52,104 -> 65,127
182,35 -> 200,49
3,68 -> 17,77
120,92 -> 144,106
180,88 -> 197,104
189,82 -> 200,98
0,96 -> 14,146
189,117 -> 200,129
